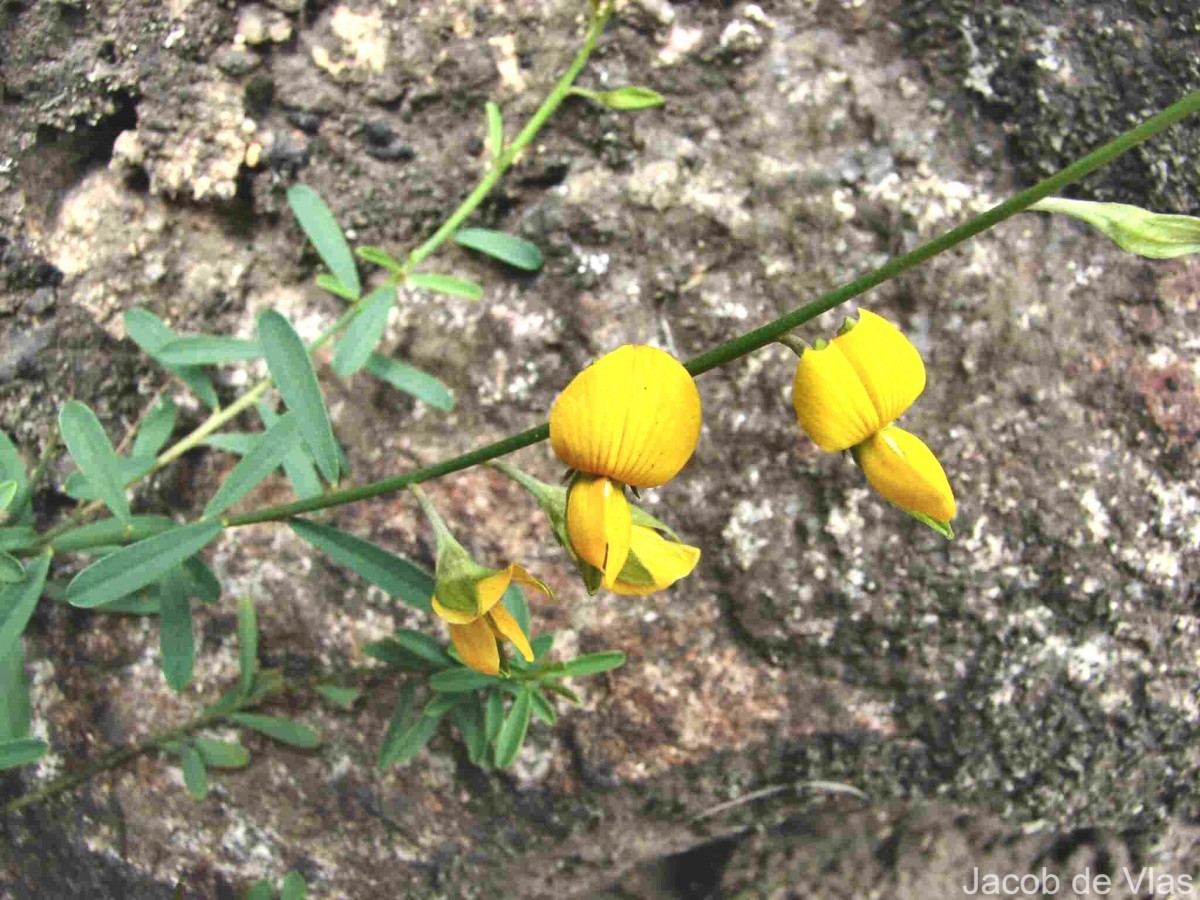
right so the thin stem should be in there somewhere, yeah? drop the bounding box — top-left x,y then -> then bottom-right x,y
217,89 -> 1200,530
776,333 -> 807,357
407,483 -> 454,546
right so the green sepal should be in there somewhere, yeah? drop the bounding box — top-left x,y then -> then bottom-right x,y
432,538 -> 492,617
905,509 -> 954,540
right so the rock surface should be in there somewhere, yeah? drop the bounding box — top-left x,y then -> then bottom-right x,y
1,0 -> 1198,897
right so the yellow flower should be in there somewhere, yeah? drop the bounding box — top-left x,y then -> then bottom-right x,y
852,426 -> 956,524
549,345 -> 702,488
565,473 -> 631,589
791,310 -> 925,451
431,562 -> 550,676
609,524 -> 701,596
790,309 -> 955,534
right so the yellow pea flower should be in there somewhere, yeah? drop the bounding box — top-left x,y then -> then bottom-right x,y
609,524 -> 701,596
549,345 -> 702,488
565,473 -> 632,589
431,562 -> 550,676
789,309 -> 955,536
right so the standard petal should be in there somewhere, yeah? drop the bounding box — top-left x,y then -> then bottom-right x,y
487,604 -> 534,662
550,345 -> 702,488
852,426 -> 956,523
508,563 -> 553,600
612,525 -> 701,597
432,595 -> 479,625
791,342 -> 880,451
832,309 -> 926,426
475,568 -> 514,616
566,475 -> 632,589
449,618 -> 501,675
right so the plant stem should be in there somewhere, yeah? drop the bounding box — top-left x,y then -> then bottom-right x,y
32,6 -> 614,553
216,89 -> 1200,529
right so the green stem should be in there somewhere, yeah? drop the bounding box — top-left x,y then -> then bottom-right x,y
407,483 -> 455,548
217,90 -> 1200,529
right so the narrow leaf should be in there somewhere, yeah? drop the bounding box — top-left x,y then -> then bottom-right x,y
203,414 -> 301,518
363,638 -> 442,670
0,480 -> 17,512
530,689 -> 558,725
453,227 -> 543,272
364,353 -> 453,411
0,553 -> 23,584
392,629 -> 454,668
494,688 -> 532,768
258,404 -> 323,501
377,682 -> 417,769
316,684 -> 360,709
237,595 -> 257,696
408,273 -> 483,301
485,101 -> 503,159
288,184 -> 361,295
123,309 -> 220,408
484,690 -> 504,744
194,737 -> 251,769
182,556 -> 222,605
289,520 -> 433,613
156,336 -> 262,367
281,872 -> 308,900
563,651 -> 626,677
93,591 -> 161,615
159,573 -> 194,692
181,744 -> 208,800
316,272 -> 360,301
203,433 -> 261,456
229,713 -> 320,749
430,668 -> 498,694
0,639 -> 32,741
132,397 -> 177,459
64,456 -> 154,501
257,310 -> 340,484
65,521 -> 223,609
0,738 -> 48,770
379,700 -> 444,768
0,528 -> 36,553
0,555 -> 50,662
451,695 -> 488,765
52,515 -> 176,553
355,246 -> 405,276
59,401 -> 131,525
591,85 -> 666,111
333,285 -> 395,379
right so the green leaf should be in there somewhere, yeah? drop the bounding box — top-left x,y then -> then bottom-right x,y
132,397 -> 177,459
0,555 -> 50,662
1031,197 -> 1200,259
423,692 -> 468,719
52,514 -> 176,553
257,310 -> 340,484
501,584 -> 530,641
0,553 -> 23,584
124,310 -> 219,408
93,591 -> 161,615
288,184 -> 361,296
194,737 -> 251,769
316,684 -> 360,709
0,528 -> 36,553
485,101 -> 503,159
493,687 -> 532,768
430,668 -> 498,694
588,85 -> 666,111
237,595 -> 258,696
333,285 -> 395,379
156,336 -> 263,367
0,639 -> 32,741
542,680 -> 581,704
281,871 -> 308,900
379,700 -> 444,769
245,881 -> 273,900
316,272 -> 361,301
289,520 -> 433,613
355,246 -> 405,276
0,480 -> 17,512
451,694 -> 488,765
364,353 -> 453,411
484,689 -> 504,744
563,651 -> 626,677
63,456 -> 155,502
203,414 -> 301,518
453,227 -> 543,272
362,638 -> 435,670
182,556 -> 222,605
530,633 -> 553,661
159,572 -> 194,692
65,521 -> 223,609
203,433 -> 261,456
530,689 -> 558,725
181,743 -> 208,800
258,405 -> 323,501
0,737 -> 48,770
229,713 -> 320,749
392,629 -> 454,669
0,434 -> 29,510
59,401 -> 131,525
407,273 -> 484,301
377,683 -> 415,768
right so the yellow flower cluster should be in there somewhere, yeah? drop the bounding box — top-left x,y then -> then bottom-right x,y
791,309 -> 956,530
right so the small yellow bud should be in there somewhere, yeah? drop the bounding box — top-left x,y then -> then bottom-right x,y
852,426 -> 956,526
